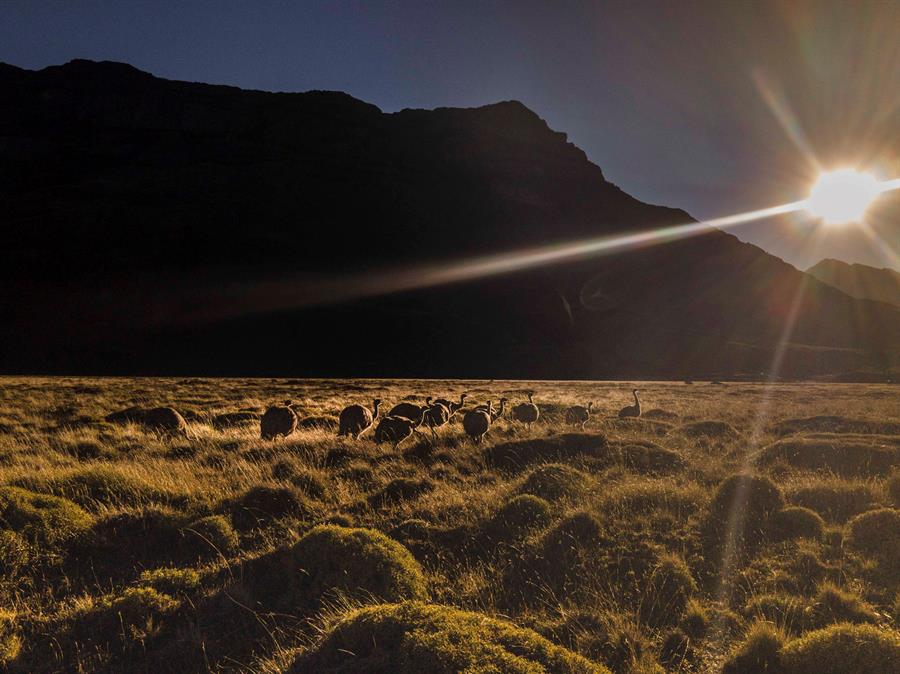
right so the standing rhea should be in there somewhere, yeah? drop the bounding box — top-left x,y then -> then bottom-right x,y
565,402 -> 594,430
431,393 -> 468,417
387,397 -> 432,427
374,406 -> 427,449
423,400 -> 452,440
618,389 -> 642,418
511,392 -> 540,428
338,399 -> 382,439
463,401 -> 494,443
261,401 -> 298,440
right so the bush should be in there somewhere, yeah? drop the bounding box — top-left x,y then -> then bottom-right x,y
677,420 -> 739,440
489,495 -> 553,539
788,480 -> 877,523
137,567 -> 200,596
538,609 -> 652,672
780,623 -> 900,674
807,584 -> 880,630
182,514 -> 240,560
12,466 -> 177,510
887,472 -> 900,508
232,485 -> 313,530
701,474 -> 785,560
288,601 -> 603,673
0,610 -> 20,665
518,464 -> 589,501
769,507 -> 825,542
69,586 -> 180,652
640,553 -> 697,627
72,507 -> 184,579
614,443 -> 686,474
368,478 -> 434,508
289,469 -> 328,500
758,440 -> 898,477
485,434 -> 608,472
0,486 -> 92,546
845,508 -> 900,561
250,525 -> 427,612
722,620 -> 785,674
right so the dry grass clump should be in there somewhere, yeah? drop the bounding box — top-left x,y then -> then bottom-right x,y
232,485 -> 315,530
639,553 -> 697,627
779,622 -> 900,674
771,415 -> 900,436
181,514 -> 240,560
845,507 -> 900,561
887,471 -> 900,507
0,486 -> 92,547
768,506 -> 825,542
487,494 -> 554,539
758,439 -> 898,476
485,433 -> 608,472
288,601 -> 604,674
786,477 -> 879,523
517,463 -> 591,501
677,419 -> 740,440
722,620 -> 786,674
0,611 -> 20,665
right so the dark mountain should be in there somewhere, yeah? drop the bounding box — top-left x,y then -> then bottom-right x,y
1,60 -> 898,378
807,259 -> 900,308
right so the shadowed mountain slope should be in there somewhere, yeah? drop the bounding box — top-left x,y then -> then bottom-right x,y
1,60 -> 898,377
808,259 -> 900,308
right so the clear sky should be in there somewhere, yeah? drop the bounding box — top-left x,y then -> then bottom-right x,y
2,0 -> 899,270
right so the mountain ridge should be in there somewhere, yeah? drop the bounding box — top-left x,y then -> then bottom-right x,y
1,59 -> 897,378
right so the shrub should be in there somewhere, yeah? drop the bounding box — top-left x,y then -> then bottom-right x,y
807,584 -> 880,629
769,507 -> 825,542
780,623 -> 900,674
12,466 -> 177,510
250,526 -> 427,612
485,434 -> 608,472
368,478 -> 434,508
677,420 -> 739,440
640,553 -> 698,627
887,472 -> 900,508
722,620 -> 785,674
845,508 -> 900,561
518,464 -> 589,501
69,587 -> 180,652
489,494 -> 554,538
232,485 -> 313,530
0,610 -> 20,665
289,469 -> 328,500
73,508 -> 181,578
743,593 -> 806,631
538,609 -> 652,672
758,440 -> 898,477
182,514 -> 240,559
288,601 -> 603,673
0,486 -> 92,546
614,443 -> 686,474
138,567 -> 200,596
788,480 -> 877,523
701,474 -> 785,560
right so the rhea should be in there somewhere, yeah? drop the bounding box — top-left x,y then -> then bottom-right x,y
387,397 -> 432,427
431,393 -> 468,417
337,398 -> 382,439
422,399 -> 452,440
374,406 -> 427,449
463,401 -> 493,443
618,389 -> 641,418
511,392 -> 540,428
565,402 -> 593,430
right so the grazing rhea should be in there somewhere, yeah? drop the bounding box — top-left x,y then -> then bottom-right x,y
565,402 -> 594,430
463,401 -> 493,443
618,389 -> 642,418
423,400 -> 452,440
431,393 -> 468,417
260,401 -> 298,440
338,399 -> 381,439
511,392 -> 540,427
374,406 -> 427,449
387,397 -> 432,427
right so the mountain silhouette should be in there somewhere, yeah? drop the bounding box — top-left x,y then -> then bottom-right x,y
2,60 -> 898,378
807,259 -> 900,308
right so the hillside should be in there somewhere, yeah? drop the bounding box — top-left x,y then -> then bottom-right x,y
1,59 -> 898,377
808,259 -> 900,308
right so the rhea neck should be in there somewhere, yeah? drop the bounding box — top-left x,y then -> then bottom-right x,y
372,400 -> 381,418
632,391 -> 640,409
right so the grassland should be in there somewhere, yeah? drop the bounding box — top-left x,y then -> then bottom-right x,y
0,377 -> 898,673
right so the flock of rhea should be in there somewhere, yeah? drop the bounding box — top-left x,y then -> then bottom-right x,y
318,388 -> 643,448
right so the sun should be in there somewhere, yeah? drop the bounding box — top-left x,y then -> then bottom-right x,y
807,168 -> 880,225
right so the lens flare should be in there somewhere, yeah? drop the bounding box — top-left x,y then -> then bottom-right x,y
807,169 -> 880,224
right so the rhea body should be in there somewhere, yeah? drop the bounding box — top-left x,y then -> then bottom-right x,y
337,399 -> 382,439
618,390 -> 641,418
511,392 -> 540,427
565,402 -> 594,430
